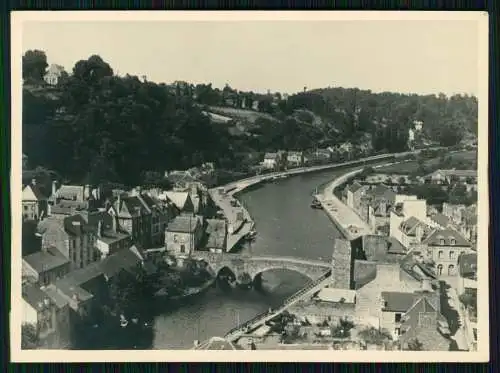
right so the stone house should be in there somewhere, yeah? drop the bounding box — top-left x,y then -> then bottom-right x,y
399,297 -> 451,351
44,64 -> 65,86
22,246 -> 71,286
456,253 -> 477,298
22,284 -> 63,347
205,219 -> 227,252
262,153 -> 279,170
52,246 -> 144,321
163,191 -> 195,215
364,185 -> 397,231
165,215 -> 204,256
108,192 -> 152,249
389,199 -> 428,244
80,210 -> 131,259
425,169 -> 477,185
396,216 -> 433,250
286,151 -> 304,168
346,182 -> 368,212
37,215 -> 98,271
355,263 -> 423,330
420,228 -> 473,277
22,180 -> 49,221
379,283 -> 441,340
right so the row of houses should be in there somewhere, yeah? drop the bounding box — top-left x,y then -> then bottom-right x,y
20,166 -> 231,348
289,235 -> 478,351
343,180 -> 478,276
261,143 -> 358,171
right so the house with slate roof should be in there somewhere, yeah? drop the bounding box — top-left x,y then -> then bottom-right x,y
52,245 -> 144,318
163,191 -> 195,214
379,282 -> 444,340
78,209 -> 131,259
346,181 -> 368,212
420,228 -> 473,277
165,215 -> 204,256
262,152 -> 279,170
425,169 -> 477,185
22,179 -> 49,221
22,246 -> 71,286
364,184 -> 397,231
108,192 -> 152,249
22,283 -> 60,342
399,296 -> 451,351
37,215 -> 98,271
395,216 -> 433,249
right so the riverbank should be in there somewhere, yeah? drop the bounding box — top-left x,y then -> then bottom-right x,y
209,152 -> 414,252
314,161 -> 403,240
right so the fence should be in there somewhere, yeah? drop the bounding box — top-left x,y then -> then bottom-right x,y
224,269 -> 332,339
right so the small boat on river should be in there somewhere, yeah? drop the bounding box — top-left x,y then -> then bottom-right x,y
246,230 -> 257,240
310,199 -> 323,209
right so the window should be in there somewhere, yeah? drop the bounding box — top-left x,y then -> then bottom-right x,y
395,328 -> 401,336
450,239 -> 456,245
438,251 -> 444,259
180,244 -> 186,253
395,313 -> 402,323
24,205 -> 28,211
440,239 -> 445,245
449,251 -> 455,260
448,264 -> 455,276
437,264 -> 443,275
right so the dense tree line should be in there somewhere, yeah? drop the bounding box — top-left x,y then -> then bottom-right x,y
23,52 -> 233,186
23,50 -> 477,186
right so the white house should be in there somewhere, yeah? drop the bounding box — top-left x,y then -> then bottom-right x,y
44,64 -> 66,86
262,153 -> 279,170
22,180 -> 48,221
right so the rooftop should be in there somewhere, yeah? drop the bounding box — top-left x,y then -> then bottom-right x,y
430,213 -> 451,228
381,291 -> 418,312
316,288 -> 356,304
165,191 -> 190,211
422,228 -> 471,247
167,215 -> 201,233
22,183 -> 48,201
23,247 -> 69,273
22,283 -> 52,311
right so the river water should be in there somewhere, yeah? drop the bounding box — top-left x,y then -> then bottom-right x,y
150,168 -> 348,349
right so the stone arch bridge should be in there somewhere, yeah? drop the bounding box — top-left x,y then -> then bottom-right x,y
192,251 -> 332,284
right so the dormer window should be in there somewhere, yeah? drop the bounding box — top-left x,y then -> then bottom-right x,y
440,239 -> 445,245
450,238 -> 456,245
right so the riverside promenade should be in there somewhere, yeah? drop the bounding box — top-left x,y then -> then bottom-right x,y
314,161 -> 404,240
209,153 -> 404,252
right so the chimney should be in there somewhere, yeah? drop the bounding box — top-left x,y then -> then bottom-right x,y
117,194 -> 121,211
84,184 -> 91,200
31,178 -> 36,186
52,180 -> 58,197
420,279 -> 433,293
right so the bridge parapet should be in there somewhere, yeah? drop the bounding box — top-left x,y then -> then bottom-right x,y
192,251 -> 331,282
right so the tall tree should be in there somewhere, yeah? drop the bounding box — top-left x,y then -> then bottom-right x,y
22,50 -> 48,83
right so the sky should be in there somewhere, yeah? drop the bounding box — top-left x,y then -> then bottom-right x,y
21,19 -> 480,96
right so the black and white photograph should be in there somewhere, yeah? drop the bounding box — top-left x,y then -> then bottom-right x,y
10,11 -> 489,362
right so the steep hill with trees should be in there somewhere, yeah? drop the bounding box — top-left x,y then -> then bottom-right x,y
22,50 -> 478,187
